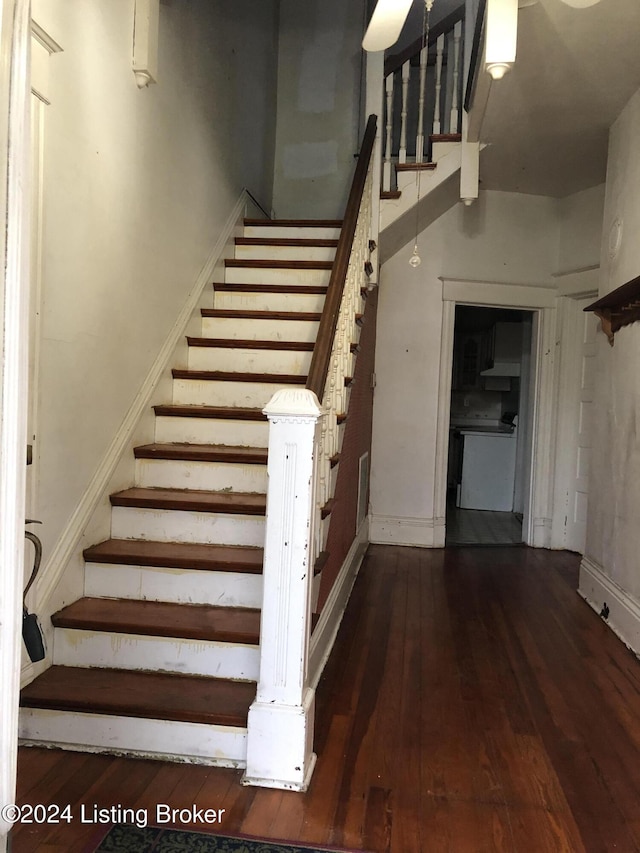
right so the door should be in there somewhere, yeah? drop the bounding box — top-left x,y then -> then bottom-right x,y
554,296 -> 598,554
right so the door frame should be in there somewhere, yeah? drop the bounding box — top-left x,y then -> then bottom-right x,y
434,278 -> 557,548
549,290 -> 598,551
0,0 -> 32,849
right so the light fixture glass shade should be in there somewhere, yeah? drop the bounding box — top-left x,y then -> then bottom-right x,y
485,0 -> 518,70
560,0 -> 601,7
362,0 -> 413,52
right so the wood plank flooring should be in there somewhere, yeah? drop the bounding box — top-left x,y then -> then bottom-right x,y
12,544 -> 640,852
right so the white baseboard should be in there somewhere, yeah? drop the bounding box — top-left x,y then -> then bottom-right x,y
369,513 -> 439,548
579,555 -> 640,657
34,190 -> 252,615
308,519 -> 369,689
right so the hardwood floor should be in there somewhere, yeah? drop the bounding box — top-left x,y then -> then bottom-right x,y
12,544 -> 640,852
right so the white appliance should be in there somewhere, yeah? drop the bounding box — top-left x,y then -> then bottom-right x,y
459,428 -> 517,511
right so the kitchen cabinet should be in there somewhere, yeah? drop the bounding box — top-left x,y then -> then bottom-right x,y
453,333 -> 486,390
480,322 -> 522,376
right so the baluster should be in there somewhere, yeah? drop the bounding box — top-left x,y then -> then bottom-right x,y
450,21 -> 462,134
383,73 -> 394,192
415,44 -> 428,163
433,33 -> 444,135
399,61 -> 410,164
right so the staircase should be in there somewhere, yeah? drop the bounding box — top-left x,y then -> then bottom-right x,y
19,218 -> 342,768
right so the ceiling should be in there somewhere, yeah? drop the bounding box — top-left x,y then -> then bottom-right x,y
478,0 -> 640,196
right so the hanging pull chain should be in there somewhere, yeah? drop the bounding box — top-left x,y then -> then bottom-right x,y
409,0 -> 434,268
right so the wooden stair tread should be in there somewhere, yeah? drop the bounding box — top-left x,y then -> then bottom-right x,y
243,218 -> 342,228
430,132 -> 462,142
321,498 -> 336,520
395,162 -> 437,172
235,237 -> 339,248
214,283 -> 327,295
83,539 -> 263,573
52,597 -> 260,645
134,443 -> 268,464
154,404 -> 267,421
224,259 -> 333,270
187,337 -> 315,352
20,666 -> 255,727
172,368 -> 306,385
110,487 -> 267,515
201,308 -> 321,321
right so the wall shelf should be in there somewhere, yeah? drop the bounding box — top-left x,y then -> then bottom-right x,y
584,275 -> 640,346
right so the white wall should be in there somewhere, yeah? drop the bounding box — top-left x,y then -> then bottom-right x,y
271,0 -> 366,219
581,88 -> 640,619
556,183 -> 605,275
30,0 -> 278,586
370,190 -> 559,546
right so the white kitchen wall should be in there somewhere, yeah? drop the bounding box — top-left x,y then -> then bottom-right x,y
370,189 -> 559,546
30,0 -> 278,579
271,0 -> 366,218
582,87 -> 640,613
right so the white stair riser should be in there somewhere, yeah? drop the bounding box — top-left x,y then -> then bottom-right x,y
201,316 -> 319,342
214,290 -> 325,313
53,629 -> 259,681
111,506 -> 265,547
85,562 -> 263,609
223,266 -> 331,286
432,141 -> 460,160
135,457 -> 268,493
19,709 -> 247,767
235,244 -> 336,262
188,346 -> 312,375
244,225 -> 341,240
173,378 -> 301,409
154,416 -> 269,447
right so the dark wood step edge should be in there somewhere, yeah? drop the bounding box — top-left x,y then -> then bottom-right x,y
225,259 -> 333,270
201,308 -> 322,321
172,369 -> 307,384
154,405 -> 267,421
134,444 -> 268,464
186,338 -> 314,351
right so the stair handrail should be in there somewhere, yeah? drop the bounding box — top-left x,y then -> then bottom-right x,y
306,114 -> 377,401
383,4 -> 465,79
464,0 -> 487,112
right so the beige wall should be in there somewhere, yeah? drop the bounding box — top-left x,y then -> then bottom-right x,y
30,0 -> 278,568
271,0 -> 365,219
370,187 -> 596,546
584,87 -> 640,603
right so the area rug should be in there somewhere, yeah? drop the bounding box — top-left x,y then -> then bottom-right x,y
87,824 -> 366,853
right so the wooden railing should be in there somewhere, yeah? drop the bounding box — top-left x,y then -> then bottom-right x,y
244,115 -> 378,792
464,0 -> 487,112
307,114 -> 377,399
307,113 -> 377,567
381,5 -> 465,191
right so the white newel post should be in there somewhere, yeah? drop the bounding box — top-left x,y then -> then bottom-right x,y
243,388 -> 322,791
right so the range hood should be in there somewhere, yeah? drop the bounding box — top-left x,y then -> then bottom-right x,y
481,362 -> 520,377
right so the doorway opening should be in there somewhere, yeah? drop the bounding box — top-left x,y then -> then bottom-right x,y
445,305 -> 535,546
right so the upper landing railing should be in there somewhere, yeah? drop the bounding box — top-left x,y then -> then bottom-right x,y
381,5 -> 465,192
